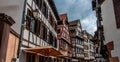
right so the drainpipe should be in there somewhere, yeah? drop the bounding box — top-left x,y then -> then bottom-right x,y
96,0 -> 100,55
75,38 -> 77,60
96,0 -> 102,56
17,0 -> 27,59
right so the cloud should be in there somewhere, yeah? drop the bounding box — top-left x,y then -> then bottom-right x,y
55,0 -> 92,20
54,0 -> 97,35
81,12 -> 97,35
54,0 -> 75,13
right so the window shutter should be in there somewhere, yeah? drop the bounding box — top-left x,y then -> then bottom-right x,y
34,20 -> 41,35
40,23 -> 44,39
113,0 -> 120,28
30,19 -> 35,33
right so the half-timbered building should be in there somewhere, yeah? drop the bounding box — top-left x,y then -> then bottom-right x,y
57,13 -> 73,62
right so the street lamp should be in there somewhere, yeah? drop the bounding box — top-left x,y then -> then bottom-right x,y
33,9 -> 40,19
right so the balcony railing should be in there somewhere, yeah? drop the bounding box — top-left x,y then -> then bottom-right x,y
76,44 -> 84,49
84,42 -> 89,45
90,49 -> 94,52
72,53 -> 84,58
23,29 -> 58,49
84,57 -> 90,60
90,56 -> 95,59
84,50 -> 89,53
76,54 -> 84,58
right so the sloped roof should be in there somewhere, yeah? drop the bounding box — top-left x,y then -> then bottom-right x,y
69,19 -> 80,26
59,13 -> 69,24
48,0 -> 60,20
60,13 -> 67,20
69,19 -> 82,30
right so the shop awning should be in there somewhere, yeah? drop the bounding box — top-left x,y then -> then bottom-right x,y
24,46 -> 62,56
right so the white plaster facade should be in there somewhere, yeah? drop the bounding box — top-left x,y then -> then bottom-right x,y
0,0 -> 25,34
101,0 -> 120,60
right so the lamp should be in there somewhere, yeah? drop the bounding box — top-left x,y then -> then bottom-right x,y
33,9 -> 39,18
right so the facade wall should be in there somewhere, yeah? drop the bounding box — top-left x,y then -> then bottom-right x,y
0,13 -> 15,62
84,37 -> 90,60
0,0 -> 59,62
88,40 -> 95,60
101,0 -> 120,60
6,32 -> 19,62
22,0 -> 58,48
20,0 -> 60,62
75,38 -> 84,58
69,20 -> 84,61
57,14 -> 72,62
83,31 -> 95,61
0,0 -> 24,34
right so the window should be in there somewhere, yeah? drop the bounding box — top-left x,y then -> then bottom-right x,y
39,56 -> 44,62
27,8 -> 33,17
0,23 -> 3,48
70,30 -> 75,33
84,45 -> 88,50
57,21 -> 63,25
26,8 -> 37,33
49,32 -> 53,45
48,32 -> 57,48
40,24 -> 44,39
30,19 -> 35,33
34,0 -> 42,9
26,8 -> 33,30
43,26 -> 47,41
57,29 -> 60,34
27,53 -> 35,62
54,38 -> 57,48
60,40 -> 66,48
55,23 -> 57,32
62,41 -> 65,47
49,13 -> 53,25
76,39 -> 83,45
26,17 -> 30,30
75,48 -> 83,54
41,3 -> 46,16
85,53 -> 88,57
34,20 -> 41,35
52,36 -> 57,48
49,18 -> 57,32
26,8 -> 42,36
41,2 -> 48,18
52,22 -> 55,29
113,0 -> 120,28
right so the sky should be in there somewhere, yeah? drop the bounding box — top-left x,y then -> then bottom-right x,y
54,0 -> 97,35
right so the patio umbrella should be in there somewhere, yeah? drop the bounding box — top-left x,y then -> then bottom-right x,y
24,46 -> 62,56
24,46 -> 62,62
